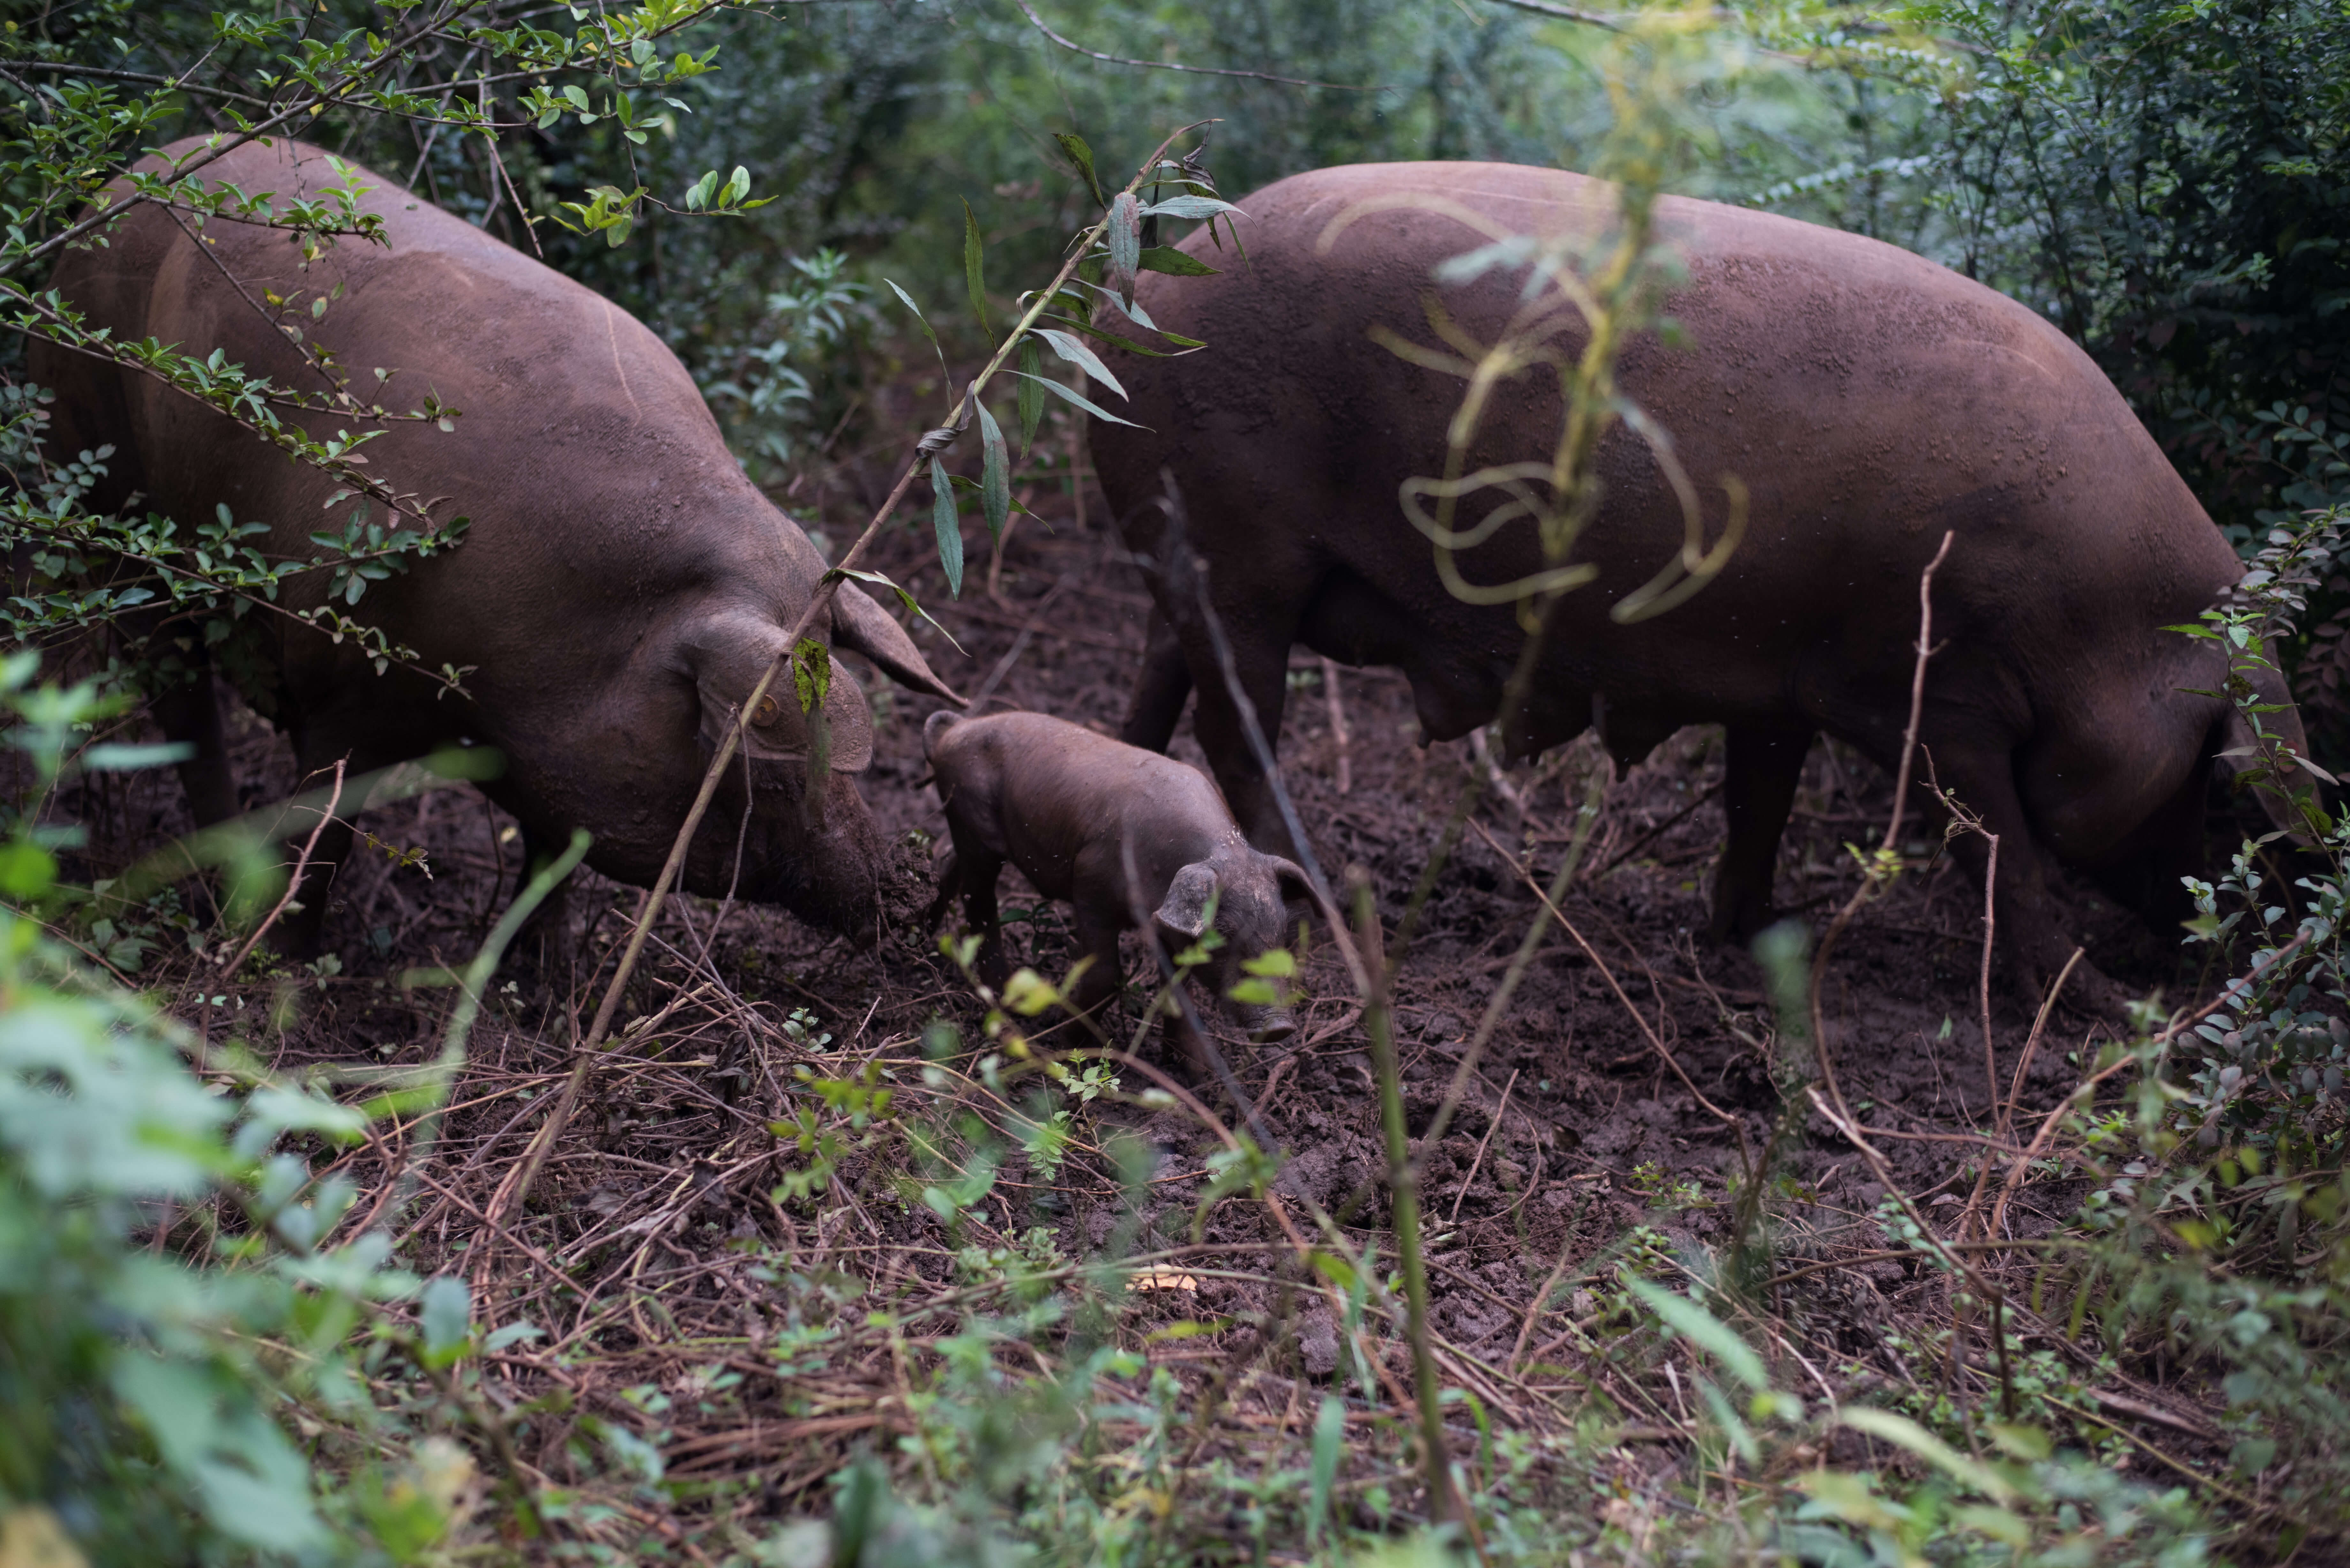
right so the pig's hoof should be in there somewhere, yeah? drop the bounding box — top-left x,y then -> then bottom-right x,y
1706,901 -> 1778,947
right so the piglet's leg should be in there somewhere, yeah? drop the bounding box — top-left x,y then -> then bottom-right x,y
953,842 -> 1010,990
1064,906 -> 1126,1037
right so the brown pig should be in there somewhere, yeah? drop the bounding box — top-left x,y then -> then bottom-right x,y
924,709 -> 1311,1044
1092,160 -> 2315,998
31,137 -> 960,945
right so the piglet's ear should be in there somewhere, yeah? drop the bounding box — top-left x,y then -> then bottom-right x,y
1153,861 -> 1218,939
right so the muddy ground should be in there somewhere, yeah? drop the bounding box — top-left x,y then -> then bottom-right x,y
62,444 -> 2261,1541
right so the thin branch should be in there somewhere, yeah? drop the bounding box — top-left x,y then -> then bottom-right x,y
1477,0 -> 1627,29
220,758 -> 345,978
1011,0 -> 1379,89
0,59 -> 274,106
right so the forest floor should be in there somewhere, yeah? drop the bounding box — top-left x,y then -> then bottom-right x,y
68,434 -> 2269,1561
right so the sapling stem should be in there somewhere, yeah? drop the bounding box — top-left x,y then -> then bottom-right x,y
1353,869 -> 1455,1525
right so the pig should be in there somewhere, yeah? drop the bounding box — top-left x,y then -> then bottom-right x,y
31,136 -> 960,945
923,709 -> 1311,1044
1090,160 -> 2313,1001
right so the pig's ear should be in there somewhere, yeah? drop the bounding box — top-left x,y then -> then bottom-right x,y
1270,858 -> 1316,908
1153,861 -> 1218,940
833,584 -> 965,705
1269,856 -> 1340,930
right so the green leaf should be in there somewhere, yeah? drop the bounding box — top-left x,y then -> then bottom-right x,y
1035,328 -> 1126,400
420,1274 -> 471,1364
1017,338 -> 1046,450
1139,244 -> 1220,276
1307,1249 -> 1358,1290
1838,1406 -> 2019,1502
1054,132 -> 1105,207
1308,1395 -> 1345,1544
932,458 -> 964,599
1001,967 -> 1058,1014
1012,371 -> 1147,429
1951,1506 -> 2032,1549
82,741 -> 193,772
885,279 -> 951,385
1624,1276 -> 1768,1391
0,839 -> 56,900
962,200 -> 992,338
1037,312 -> 1202,359
977,403 -> 1011,545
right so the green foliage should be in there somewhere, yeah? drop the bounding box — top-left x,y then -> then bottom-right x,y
0,700 -> 415,1561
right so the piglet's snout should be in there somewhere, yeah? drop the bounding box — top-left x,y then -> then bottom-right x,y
1237,1004 -> 1297,1044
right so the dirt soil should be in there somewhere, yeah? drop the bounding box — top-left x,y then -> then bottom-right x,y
62,447 -> 2258,1540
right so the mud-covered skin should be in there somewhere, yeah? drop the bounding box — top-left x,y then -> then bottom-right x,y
1093,160 -> 2307,996
34,138 -> 959,944
925,710 -> 1310,1043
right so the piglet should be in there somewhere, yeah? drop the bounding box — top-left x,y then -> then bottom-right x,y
924,709 -> 1313,1049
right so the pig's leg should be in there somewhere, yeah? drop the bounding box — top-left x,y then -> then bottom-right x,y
509,822 -> 577,960
270,732 -> 378,959
1183,607 -> 1300,856
1122,607 -> 1193,753
1709,725 -> 1814,942
150,663 -> 239,828
1930,744 -> 2118,1010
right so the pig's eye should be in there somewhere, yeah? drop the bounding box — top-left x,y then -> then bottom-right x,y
752,694 -> 781,726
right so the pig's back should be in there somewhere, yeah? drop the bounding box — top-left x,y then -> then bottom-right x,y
1096,161 -> 2237,744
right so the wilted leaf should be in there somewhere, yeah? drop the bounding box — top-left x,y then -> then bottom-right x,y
1132,1270 -> 1198,1291
1106,191 -> 1141,306
1141,194 -> 1243,221
822,566 -> 967,653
